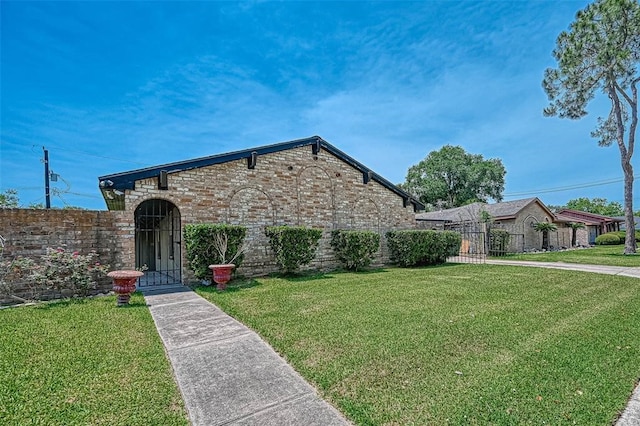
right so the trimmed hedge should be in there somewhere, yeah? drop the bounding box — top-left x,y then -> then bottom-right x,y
184,224 -> 247,280
489,229 -> 511,256
595,232 -> 622,245
265,226 -> 322,274
386,230 -> 461,267
617,230 -> 640,242
330,230 -> 381,271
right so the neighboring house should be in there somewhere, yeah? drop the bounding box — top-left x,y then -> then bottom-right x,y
98,136 -> 423,285
555,209 -> 622,244
416,197 -> 569,252
613,216 -> 640,231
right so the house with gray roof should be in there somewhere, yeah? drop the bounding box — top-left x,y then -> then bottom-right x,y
416,197 -> 573,252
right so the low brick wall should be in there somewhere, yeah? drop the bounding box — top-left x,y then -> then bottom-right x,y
0,208 -> 127,303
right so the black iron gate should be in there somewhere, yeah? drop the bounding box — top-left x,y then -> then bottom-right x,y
135,199 -> 181,287
447,224 -> 487,264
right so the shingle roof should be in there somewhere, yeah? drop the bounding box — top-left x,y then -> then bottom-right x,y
415,197 -> 550,222
98,135 -> 424,211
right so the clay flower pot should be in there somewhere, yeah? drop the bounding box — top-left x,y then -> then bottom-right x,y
108,270 -> 144,306
208,264 -> 235,290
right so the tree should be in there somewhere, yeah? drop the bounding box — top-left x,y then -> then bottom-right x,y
534,222 -> 558,250
542,0 -> 639,254
0,189 -> 19,208
569,222 -> 586,246
403,145 -> 506,209
565,197 -> 624,216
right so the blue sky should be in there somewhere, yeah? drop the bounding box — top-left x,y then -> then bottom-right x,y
1,0 -> 634,210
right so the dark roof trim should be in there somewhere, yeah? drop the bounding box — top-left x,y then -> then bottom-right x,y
98,136 -> 425,211
557,209 -> 621,222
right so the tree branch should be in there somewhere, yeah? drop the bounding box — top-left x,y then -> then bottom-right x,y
614,80 -> 636,107
608,81 -> 629,159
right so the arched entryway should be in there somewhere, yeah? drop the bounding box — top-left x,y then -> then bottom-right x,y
135,199 -> 181,287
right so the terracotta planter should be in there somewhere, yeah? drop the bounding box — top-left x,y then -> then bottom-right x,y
108,270 -> 144,306
208,264 -> 235,290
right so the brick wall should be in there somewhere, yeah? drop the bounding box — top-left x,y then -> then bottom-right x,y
0,208 -> 130,301
120,146 -> 417,281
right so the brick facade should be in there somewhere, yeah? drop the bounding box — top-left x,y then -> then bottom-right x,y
114,145 -> 417,282
0,208 -> 130,301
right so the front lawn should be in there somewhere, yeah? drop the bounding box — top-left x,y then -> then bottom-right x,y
0,294 -> 188,426
198,265 -> 640,425
496,245 -> 640,267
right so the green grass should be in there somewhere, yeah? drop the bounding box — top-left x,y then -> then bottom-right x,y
0,294 -> 188,426
197,265 -> 640,425
496,244 -> 640,267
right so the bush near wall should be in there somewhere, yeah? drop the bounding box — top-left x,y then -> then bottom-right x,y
265,226 -> 322,274
386,230 -> 461,267
595,232 -> 623,245
184,224 -> 247,280
330,230 -> 381,271
489,229 -> 511,256
0,248 -> 109,302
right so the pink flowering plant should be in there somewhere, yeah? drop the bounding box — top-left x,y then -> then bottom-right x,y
0,247 -> 109,301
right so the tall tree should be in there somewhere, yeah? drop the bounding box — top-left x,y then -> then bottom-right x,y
542,0 -> 639,254
565,197 -> 624,216
403,145 -> 506,209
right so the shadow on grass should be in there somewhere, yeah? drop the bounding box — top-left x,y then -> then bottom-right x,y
276,264 -> 466,282
281,272 -> 336,282
197,278 -> 262,293
410,262 -> 471,270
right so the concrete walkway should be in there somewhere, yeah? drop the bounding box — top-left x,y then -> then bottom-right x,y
142,286 -> 350,426
487,259 -> 640,426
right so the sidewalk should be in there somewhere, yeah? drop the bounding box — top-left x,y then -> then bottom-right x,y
485,259 -> 640,279
486,259 -> 640,426
142,286 -> 350,426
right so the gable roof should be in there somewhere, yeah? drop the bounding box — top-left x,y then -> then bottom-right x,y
415,197 -> 553,222
98,136 -> 424,211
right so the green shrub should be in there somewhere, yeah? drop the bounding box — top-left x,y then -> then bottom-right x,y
489,229 -> 511,256
595,232 -> 622,245
616,230 -> 640,242
613,231 -> 626,240
330,230 -> 381,271
265,226 -> 322,274
184,224 -> 247,279
386,230 -> 461,267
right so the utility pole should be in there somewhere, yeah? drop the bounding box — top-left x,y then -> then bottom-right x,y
43,146 -> 51,209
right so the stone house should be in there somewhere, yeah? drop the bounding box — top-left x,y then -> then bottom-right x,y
416,197 -> 575,252
98,136 -> 423,286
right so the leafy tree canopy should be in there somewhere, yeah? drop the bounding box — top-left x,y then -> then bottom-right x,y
565,197 -> 624,216
0,189 -> 19,208
402,145 -> 505,210
542,0 -> 639,253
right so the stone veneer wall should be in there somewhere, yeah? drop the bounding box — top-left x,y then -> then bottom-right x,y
120,146 -> 417,282
0,208 -> 131,300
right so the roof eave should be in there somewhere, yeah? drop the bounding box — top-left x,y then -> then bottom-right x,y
98,136 -> 425,212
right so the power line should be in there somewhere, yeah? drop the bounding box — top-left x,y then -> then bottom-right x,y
504,175 -> 639,197
7,141 -> 151,166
